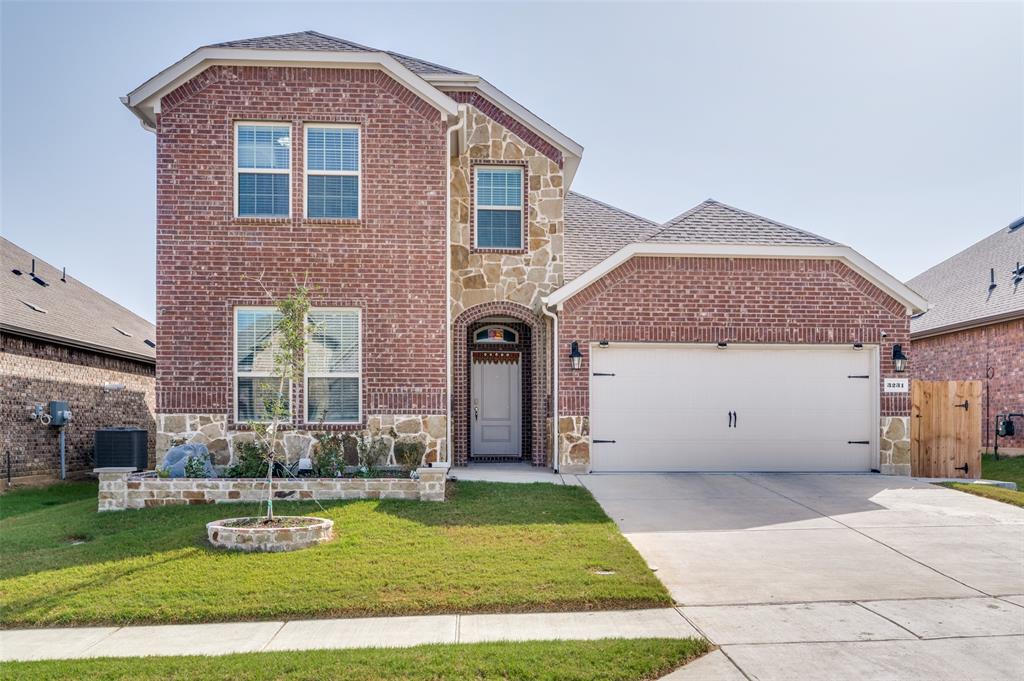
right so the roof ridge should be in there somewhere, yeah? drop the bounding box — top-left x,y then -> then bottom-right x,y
643,199 -> 717,241
908,223 -> 1021,285
568,191 -> 661,228
649,199 -> 837,245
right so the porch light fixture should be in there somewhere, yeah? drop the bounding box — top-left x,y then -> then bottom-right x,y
892,344 -> 908,373
569,341 -> 583,371
717,342 -> 728,349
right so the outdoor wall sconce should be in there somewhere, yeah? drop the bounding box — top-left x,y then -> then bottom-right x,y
569,341 -> 583,370
892,344 -> 908,373
717,342 -> 728,349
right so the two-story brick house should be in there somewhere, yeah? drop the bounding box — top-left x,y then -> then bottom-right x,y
125,31 -> 927,475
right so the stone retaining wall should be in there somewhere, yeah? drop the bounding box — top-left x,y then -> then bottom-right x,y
95,466 -> 446,511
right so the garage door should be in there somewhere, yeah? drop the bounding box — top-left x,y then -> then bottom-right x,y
589,344 -> 876,472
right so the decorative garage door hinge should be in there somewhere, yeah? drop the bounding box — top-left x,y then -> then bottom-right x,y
847,440 -> 870,445
847,375 -> 870,379
592,439 -> 617,444
592,372 -> 616,376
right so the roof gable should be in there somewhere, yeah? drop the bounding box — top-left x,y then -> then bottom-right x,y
649,200 -> 837,246
1,238 -> 155,362
908,220 -> 1024,336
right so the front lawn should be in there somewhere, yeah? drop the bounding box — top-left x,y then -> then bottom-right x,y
939,454 -> 1024,507
0,480 -> 670,627
0,639 -> 709,681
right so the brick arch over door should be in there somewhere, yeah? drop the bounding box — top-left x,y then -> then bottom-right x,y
453,302 -> 547,466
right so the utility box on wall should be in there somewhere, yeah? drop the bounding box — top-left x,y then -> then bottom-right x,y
48,401 -> 72,427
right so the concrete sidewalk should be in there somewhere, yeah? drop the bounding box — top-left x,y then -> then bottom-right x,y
0,608 -> 700,662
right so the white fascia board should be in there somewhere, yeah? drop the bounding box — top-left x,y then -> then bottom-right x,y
123,48 -> 459,129
544,242 -> 929,314
426,74 -> 584,187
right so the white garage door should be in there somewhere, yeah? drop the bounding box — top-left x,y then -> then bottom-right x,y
589,344 -> 876,472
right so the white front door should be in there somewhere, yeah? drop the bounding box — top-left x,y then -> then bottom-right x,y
590,344 -> 876,472
471,352 -> 522,457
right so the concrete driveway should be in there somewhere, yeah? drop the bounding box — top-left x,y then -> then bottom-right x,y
580,473 -> 1024,681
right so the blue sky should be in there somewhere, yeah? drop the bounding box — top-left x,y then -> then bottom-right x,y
2,1 -> 1021,323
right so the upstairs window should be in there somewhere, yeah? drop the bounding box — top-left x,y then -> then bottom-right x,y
475,167 -> 523,249
235,308 -> 289,422
305,309 -> 361,423
235,123 -> 291,217
305,125 -> 360,219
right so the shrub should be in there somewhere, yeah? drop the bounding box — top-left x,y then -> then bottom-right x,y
394,440 -> 426,470
313,433 -> 344,477
225,440 -> 269,478
183,452 -> 209,478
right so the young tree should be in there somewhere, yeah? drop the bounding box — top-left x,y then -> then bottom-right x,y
247,275 -> 315,522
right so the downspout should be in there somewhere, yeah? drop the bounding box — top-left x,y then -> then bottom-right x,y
541,299 -> 559,472
444,106 -> 467,466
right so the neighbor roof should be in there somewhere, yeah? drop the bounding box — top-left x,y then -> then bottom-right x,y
648,200 -> 838,246
908,220 -> 1024,337
564,192 -> 662,281
1,238 -> 155,363
207,30 -> 466,76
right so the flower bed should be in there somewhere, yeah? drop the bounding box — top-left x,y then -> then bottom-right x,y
94,466 -> 447,511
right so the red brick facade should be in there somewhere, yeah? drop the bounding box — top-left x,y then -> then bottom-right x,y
1,334 -> 156,483
912,318 -> 1024,452
557,256 -> 912,417
155,65 -> 448,423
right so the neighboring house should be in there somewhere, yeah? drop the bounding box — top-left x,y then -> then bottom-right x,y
0,238 -> 156,485
124,31 -> 926,475
908,219 -> 1024,455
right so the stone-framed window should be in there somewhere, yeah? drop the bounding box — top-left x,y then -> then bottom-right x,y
234,122 -> 291,218
474,166 -> 524,249
305,308 -> 362,424
304,124 -> 360,219
234,307 -> 290,422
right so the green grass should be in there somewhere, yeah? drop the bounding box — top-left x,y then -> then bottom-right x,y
1,639 -> 710,681
939,454 -> 1024,507
0,480 -> 670,627
0,481 -> 97,520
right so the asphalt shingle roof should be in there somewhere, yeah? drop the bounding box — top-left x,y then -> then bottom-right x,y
208,30 -> 466,76
1,238 -> 155,362
563,192 -> 663,281
649,200 -> 838,246
908,221 -> 1024,336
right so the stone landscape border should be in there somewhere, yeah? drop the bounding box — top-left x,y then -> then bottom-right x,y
95,467 -> 447,511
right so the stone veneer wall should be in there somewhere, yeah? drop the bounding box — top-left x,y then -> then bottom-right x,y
557,416 -> 589,475
156,414 -> 446,468
449,104 -> 565,317
879,416 -> 911,476
96,466 -> 446,511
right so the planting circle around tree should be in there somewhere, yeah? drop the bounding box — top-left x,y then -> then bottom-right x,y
206,516 -> 333,552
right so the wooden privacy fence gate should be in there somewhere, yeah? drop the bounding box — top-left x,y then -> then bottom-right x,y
910,380 -> 982,479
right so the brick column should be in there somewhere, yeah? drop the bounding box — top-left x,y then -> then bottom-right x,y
95,467 -> 134,512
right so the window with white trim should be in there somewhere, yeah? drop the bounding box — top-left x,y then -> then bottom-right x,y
305,309 -> 361,423
475,166 -> 523,249
235,308 -> 289,421
305,125 -> 360,219
235,123 -> 291,217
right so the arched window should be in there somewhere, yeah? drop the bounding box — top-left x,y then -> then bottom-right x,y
474,325 -> 518,344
